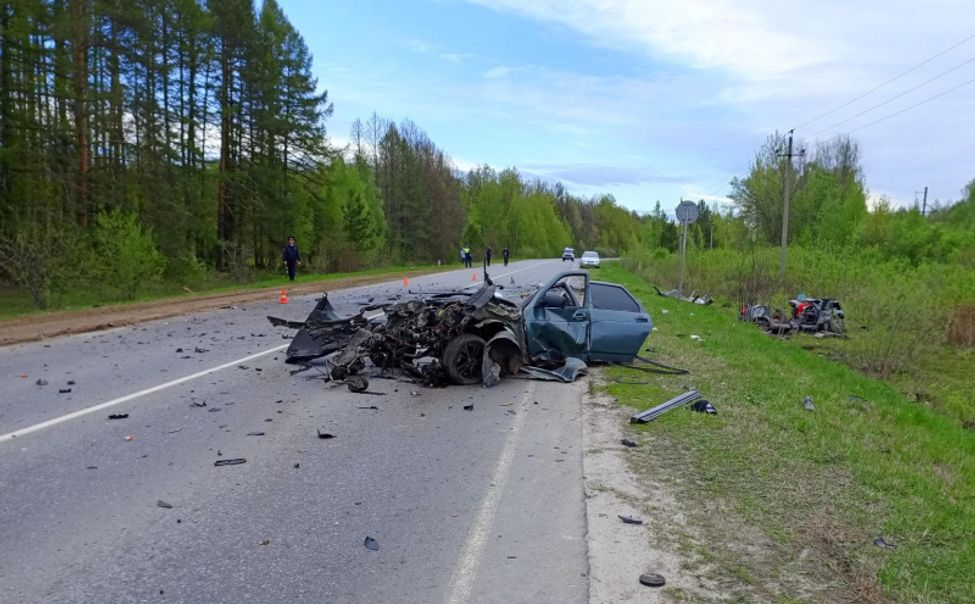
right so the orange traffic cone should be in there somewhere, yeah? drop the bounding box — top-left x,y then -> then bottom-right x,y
471,272 -> 477,282
279,289 -> 288,304
403,276 -> 409,287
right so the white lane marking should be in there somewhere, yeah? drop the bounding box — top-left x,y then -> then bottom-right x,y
444,386 -> 534,604
0,344 -> 289,445
462,260 -> 554,289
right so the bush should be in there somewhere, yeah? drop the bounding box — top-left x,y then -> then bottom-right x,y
87,210 -> 166,300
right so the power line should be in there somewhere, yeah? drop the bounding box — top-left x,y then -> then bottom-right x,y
844,76 -> 975,135
810,54 -> 975,137
793,31 -> 975,131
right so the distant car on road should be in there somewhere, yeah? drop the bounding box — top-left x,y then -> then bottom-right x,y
561,247 -> 575,261
580,251 -> 600,268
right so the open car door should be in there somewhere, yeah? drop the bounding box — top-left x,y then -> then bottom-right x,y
588,281 -> 652,362
523,272 -> 590,364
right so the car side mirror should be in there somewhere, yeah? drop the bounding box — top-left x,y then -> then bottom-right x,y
543,290 -> 565,308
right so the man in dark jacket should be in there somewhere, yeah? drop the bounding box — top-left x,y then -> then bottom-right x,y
502,247 -> 510,266
282,235 -> 301,281
485,246 -> 493,266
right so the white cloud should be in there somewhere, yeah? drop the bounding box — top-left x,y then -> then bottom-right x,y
483,66 -> 511,79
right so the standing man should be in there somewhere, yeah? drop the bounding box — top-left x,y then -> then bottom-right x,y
463,244 -> 472,268
282,235 -> 301,281
485,246 -> 493,266
502,246 -> 510,266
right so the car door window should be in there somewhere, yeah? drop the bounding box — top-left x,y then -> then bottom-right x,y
590,283 -> 639,311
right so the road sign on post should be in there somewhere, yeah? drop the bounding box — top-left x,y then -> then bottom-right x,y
675,200 -> 699,294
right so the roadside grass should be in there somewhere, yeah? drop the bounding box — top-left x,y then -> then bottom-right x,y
597,262 -> 975,603
0,263 -> 451,321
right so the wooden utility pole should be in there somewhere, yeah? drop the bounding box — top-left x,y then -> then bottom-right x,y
922,186 -> 928,216
778,129 -> 803,280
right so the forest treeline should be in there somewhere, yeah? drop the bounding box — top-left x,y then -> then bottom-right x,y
1,1 -> 973,311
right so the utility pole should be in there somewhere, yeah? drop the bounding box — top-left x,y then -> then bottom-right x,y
922,186 -> 928,216
778,129 -> 803,280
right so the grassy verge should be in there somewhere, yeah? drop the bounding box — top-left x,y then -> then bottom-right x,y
597,262 -> 975,602
0,263 -> 451,321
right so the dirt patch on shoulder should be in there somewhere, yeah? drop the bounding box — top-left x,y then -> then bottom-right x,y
0,269 -> 446,347
582,385 -> 727,602
582,375 -> 869,603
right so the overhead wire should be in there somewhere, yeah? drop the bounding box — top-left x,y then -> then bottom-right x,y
792,31 -> 975,131
844,75 -> 975,135
809,54 -> 975,137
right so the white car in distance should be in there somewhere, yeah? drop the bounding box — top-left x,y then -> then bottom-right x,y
580,251 -> 600,268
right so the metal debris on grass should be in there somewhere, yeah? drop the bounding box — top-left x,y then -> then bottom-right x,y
631,390 -> 702,423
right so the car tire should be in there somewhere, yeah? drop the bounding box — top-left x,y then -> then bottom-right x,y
443,333 -> 485,385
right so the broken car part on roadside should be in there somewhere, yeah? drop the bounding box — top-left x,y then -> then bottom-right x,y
631,389 -> 702,423
268,269 -> 654,388
654,285 -> 712,305
740,294 -> 845,337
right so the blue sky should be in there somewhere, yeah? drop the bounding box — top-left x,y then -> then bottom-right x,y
279,0 -> 975,214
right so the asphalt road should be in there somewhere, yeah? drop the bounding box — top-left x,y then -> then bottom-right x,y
0,259 -> 592,604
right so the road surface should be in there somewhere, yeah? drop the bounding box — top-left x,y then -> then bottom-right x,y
0,259 -> 593,604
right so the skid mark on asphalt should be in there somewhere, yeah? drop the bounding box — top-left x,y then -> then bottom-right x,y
0,344 -> 289,445
444,385 -> 535,604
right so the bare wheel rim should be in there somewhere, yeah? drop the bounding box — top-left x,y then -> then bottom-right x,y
455,340 -> 482,379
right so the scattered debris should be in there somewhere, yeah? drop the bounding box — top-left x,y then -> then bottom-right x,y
214,458 -> 246,466
58,388 -> 72,394
463,403 -> 474,411
157,500 -> 173,509
689,334 -> 703,341
107,413 -> 129,420
618,515 -> 643,525
293,463 -> 300,468
35,379 -> 48,386
246,431 -> 265,436
67,380 -> 76,385
621,438 -> 639,448
803,395 -> 816,412
639,572 -> 666,587
356,405 -> 380,410
364,536 -> 380,551
654,285 -> 712,305
125,435 -> 134,441
631,389 -> 702,423
86,466 -> 98,470
874,536 -> 897,549
317,430 -> 335,439
259,538 -> 271,546
346,375 -> 369,393
194,347 -> 209,354
190,401 -> 207,407
690,399 -> 717,414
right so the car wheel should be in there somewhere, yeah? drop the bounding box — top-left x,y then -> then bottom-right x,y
443,333 -> 485,385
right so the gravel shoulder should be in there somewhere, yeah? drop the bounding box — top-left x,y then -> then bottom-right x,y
0,269 -> 448,347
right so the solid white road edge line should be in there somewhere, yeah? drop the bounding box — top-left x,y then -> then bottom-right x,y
0,343 -> 289,445
444,385 -> 535,604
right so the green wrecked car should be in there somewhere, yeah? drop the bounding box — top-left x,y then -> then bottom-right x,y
268,270 -> 653,387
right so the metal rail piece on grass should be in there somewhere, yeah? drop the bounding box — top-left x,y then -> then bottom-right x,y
630,389 -> 702,423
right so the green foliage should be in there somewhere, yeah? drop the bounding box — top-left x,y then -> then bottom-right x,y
86,210 -> 166,300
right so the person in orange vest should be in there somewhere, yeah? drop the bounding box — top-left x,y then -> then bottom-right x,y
282,235 -> 301,281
